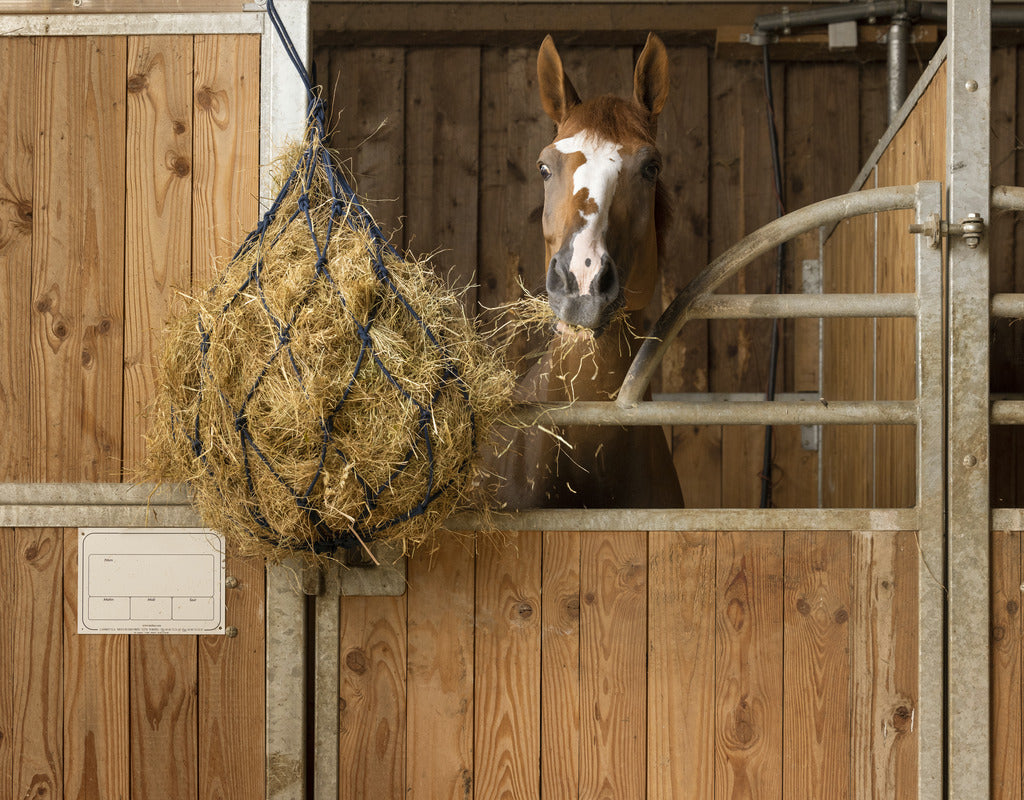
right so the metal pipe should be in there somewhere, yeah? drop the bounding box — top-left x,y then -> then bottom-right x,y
991,293 -> 1024,318
445,506 -> 917,533
510,399 -> 917,427
617,184 -> 919,408
887,13 -> 910,123
992,184 -> 1024,211
754,1 -> 911,33
693,292 -> 916,319
991,400 -> 1024,425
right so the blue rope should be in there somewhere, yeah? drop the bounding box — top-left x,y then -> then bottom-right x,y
171,0 -> 476,553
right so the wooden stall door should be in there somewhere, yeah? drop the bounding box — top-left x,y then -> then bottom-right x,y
0,33 -> 265,800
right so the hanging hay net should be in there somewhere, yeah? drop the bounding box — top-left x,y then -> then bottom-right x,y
145,1 -> 514,560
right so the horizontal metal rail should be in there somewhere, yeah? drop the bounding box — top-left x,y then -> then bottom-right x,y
992,293 -> 1024,318
618,184 -> 919,407
992,184 -> 1024,212
991,400 -> 1024,425
692,292 -> 916,319
510,399 -> 917,427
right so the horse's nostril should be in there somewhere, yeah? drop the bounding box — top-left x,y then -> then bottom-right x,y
595,256 -> 618,298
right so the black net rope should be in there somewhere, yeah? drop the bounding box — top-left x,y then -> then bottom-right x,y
173,0 -> 475,553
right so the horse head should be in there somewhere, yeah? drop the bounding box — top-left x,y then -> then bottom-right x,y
536,33 -> 669,335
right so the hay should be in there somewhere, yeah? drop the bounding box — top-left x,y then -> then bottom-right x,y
146,135 -> 515,561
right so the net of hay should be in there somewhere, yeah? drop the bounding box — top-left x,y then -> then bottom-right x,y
146,131 -> 514,561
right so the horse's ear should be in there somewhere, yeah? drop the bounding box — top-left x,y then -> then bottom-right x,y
538,34 -> 581,124
633,33 -> 669,118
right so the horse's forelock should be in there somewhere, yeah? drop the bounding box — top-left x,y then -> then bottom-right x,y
557,95 -> 657,147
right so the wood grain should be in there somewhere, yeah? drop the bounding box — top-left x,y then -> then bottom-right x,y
0,38 -> 35,483
404,47 -> 481,314
580,531 -> 647,800
30,36 -> 126,482
783,530 -> 852,799
406,536 -> 476,799
319,46 -> 406,239
123,35 -> 194,473
714,530 -> 783,800
62,528 -> 130,800
338,594 -> 408,800
991,529 -> 1021,800
648,531 -> 715,800
850,531 -> 918,799
474,532 -> 542,800
541,530 -> 581,798
12,529 -> 63,800
822,214 -> 875,508
192,34 -> 261,288
199,552 -> 266,799
129,634 -> 199,800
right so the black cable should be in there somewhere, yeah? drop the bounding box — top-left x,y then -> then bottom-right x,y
760,43 -> 786,509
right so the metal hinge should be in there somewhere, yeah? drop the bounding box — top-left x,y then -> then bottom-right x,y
909,212 -> 985,249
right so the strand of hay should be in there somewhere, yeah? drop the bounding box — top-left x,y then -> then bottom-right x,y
146,135 -> 515,562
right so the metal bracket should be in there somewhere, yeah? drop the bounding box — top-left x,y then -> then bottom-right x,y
908,212 -> 985,249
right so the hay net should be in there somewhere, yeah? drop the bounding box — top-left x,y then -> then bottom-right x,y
147,0 -> 511,559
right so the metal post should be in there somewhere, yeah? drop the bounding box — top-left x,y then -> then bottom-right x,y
914,181 -> 945,800
261,3 -> 312,799
887,13 -> 910,124
946,1 -> 991,797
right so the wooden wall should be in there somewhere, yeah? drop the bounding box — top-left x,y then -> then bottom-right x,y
0,34 -> 266,799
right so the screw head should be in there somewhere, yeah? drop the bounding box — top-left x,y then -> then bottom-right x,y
225,576 -> 238,589
963,454 -> 978,467
225,626 -> 239,638
965,79 -> 978,92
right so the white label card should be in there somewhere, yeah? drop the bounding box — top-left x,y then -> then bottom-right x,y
78,528 -> 226,635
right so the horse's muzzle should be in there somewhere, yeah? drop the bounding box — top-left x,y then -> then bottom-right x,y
546,250 -> 620,331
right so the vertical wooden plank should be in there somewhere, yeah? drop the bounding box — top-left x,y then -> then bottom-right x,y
337,594 -> 407,800
783,531 -> 852,798
0,38 -> 35,483
320,46 -> 406,238
658,47 -> 717,508
850,531 -> 918,799
474,532 -> 541,800
714,530 -> 783,800
541,530 -> 581,799
129,634 -> 198,800
822,213 -> 875,508
63,528 -> 129,800
192,33 -> 261,288
477,45 -> 549,350
991,529 -> 1021,800
648,531 -> 715,800
124,35 -> 194,472
406,537 -> 475,799
720,426 -> 762,508
579,531 -> 646,800
12,528 -> 62,800
404,47 -> 480,313
0,531 -> 14,799
30,36 -> 126,483
199,552 -> 266,799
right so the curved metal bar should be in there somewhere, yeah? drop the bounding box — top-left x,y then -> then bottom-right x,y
616,184 -> 919,408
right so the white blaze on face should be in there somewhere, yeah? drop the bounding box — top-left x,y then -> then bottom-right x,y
554,131 -> 623,294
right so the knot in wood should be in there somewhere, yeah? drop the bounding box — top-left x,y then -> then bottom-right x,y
196,87 -> 215,110
795,597 -> 811,616
17,200 -> 32,224
172,120 -> 187,135
345,648 -> 368,675
1007,599 -> 1019,616
993,625 -> 1006,642
515,601 -> 534,620
170,155 -> 191,178
891,705 -> 913,734
833,607 -> 849,624
563,595 -> 580,619
81,349 -> 92,368
127,74 -> 148,94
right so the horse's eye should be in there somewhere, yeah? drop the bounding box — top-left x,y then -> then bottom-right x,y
642,160 -> 661,181
539,163 -> 552,180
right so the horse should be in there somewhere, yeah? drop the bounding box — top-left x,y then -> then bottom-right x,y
491,33 -> 684,509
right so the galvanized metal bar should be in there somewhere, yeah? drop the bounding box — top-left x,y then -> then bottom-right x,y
266,558 -> 308,800
691,292 -> 916,319
946,1 -> 992,796
261,4 -> 311,799
887,13 -> 910,124
992,508 -> 1024,532
0,12 -> 262,35
0,504 -> 201,528
990,400 -> 1024,425
991,293 -> 1024,318
914,180 -> 946,800
510,399 -> 917,427
991,183 -> 1024,211
446,507 -> 917,533
314,565 -> 341,800
618,185 -> 919,408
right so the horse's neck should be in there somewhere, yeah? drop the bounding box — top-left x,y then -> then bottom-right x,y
534,311 -> 644,403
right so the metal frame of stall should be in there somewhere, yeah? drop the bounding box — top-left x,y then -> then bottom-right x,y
0,1 -> 1006,798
